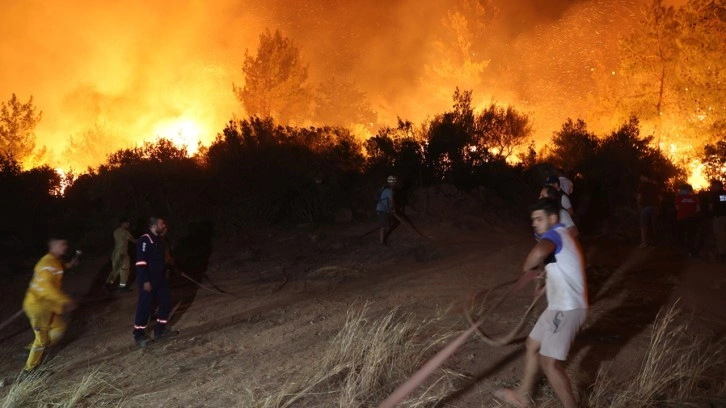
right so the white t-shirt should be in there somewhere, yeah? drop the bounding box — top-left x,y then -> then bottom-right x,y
561,194 -> 572,212
559,176 -> 574,195
541,225 -> 588,311
559,209 -> 576,229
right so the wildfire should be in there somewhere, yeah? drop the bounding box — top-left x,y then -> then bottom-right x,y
151,118 -> 205,154
54,168 -> 71,197
687,160 -> 708,190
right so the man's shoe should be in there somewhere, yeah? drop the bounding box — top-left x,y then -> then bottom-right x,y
116,285 -> 132,293
155,330 -> 179,341
135,336 -> 153,348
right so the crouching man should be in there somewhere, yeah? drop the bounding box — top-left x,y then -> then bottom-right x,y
495,198 -> 588,408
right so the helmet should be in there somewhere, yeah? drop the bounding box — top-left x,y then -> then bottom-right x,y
387,175 -> 398,184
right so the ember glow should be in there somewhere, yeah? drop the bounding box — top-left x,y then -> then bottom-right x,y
1,0 -> 719,183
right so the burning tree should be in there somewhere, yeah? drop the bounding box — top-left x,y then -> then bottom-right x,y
423,0 -> 498,101
618,0 -> 726,145
234,29 -> 311,125
701,137 -> 726,183
313,78 -> 376,128
0,94 -> 42,164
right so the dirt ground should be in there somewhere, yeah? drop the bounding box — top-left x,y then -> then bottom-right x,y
1,208 -> 726,407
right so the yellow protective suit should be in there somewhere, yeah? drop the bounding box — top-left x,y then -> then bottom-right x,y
106,227 -> 133,287
22,253 -> 72,371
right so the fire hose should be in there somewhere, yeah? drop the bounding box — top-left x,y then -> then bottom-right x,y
0,310 -> 24,333
378,270 -> 543,408
358,212 -> 434,241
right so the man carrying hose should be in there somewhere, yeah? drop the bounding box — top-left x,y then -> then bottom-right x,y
494,198 -> 588,408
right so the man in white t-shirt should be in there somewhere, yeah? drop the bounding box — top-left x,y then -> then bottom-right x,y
539,186 -> 578,238
494,198 -> 588,408
545,176 -> 573,216
558,175 -> 574,196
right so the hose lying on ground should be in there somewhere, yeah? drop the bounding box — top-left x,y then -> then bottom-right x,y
378,270 -> 542,408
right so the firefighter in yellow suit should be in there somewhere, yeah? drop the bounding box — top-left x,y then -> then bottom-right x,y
105,218 -> 136,291
22,238 -> 78,374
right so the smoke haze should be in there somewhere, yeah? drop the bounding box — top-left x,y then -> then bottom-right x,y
0,0 -> 690,169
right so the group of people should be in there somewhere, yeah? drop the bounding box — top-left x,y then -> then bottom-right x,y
494,174 -> 586,408
639,176 -> 726,263
377,172 -> 586,407
20,216 -> 177,378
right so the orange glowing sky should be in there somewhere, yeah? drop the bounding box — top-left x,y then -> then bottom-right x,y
0,0 -> 697,171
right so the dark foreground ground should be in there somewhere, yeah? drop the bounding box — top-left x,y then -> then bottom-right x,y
1,211 -> 725,407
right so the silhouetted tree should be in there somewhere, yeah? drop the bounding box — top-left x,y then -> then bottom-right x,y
0,94 -> 42,164
592,116 -> 680,209
474,102 -> 532,160
549,118 -> 599,173
366,119 -> 426,182
233,29 -> 311,124
426,89 -> 476,184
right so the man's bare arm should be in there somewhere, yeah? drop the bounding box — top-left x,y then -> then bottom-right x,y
523,239 -> 556,272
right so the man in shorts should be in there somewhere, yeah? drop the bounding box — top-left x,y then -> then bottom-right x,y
494,198 -> 588,408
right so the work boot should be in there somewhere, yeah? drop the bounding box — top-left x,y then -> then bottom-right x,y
116,285 -> 132,293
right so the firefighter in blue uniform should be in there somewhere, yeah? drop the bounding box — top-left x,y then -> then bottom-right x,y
132,217 -> 177,346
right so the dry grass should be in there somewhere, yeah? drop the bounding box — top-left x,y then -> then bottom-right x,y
585,302 -> 726,408
241,303 -> 459,408
1,360 -> 123,408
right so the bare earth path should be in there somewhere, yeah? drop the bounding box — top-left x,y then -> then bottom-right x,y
1,216 -> 725,406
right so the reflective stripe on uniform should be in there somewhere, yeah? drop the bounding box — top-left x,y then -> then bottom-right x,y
136,261 -> 147,266
134,325 -> 147,330
156,319 -> 168,324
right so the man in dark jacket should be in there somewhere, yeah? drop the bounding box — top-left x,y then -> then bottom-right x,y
132,217 -> 177,346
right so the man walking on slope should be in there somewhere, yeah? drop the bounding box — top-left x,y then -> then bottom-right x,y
494,198 -> 588,408
22,237 -> 78,375
105,217 -> 136,291
376,175 -> 400,245
132,217 -> 177,346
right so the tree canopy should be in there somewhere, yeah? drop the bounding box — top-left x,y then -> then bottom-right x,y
234,29 -> 311,125
0,94 -> 42,163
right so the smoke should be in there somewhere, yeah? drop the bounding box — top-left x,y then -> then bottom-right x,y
0,0 -> 689,170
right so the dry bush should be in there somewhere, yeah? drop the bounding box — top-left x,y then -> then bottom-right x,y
242,303 -> 459,407
585,302 -> 726,407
